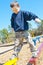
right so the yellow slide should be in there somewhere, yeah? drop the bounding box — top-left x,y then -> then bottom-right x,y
3,57 -> 18,65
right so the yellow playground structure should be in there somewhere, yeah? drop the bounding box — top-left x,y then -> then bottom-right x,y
3,57 -> 18,65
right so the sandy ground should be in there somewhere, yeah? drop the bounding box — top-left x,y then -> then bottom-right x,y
0,38 -> 43,65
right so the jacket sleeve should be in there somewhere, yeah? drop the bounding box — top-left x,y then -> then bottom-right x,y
10,14 -> 14,28
23,11 -> 38,21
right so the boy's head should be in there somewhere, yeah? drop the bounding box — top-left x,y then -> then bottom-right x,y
10,1 -> 20,14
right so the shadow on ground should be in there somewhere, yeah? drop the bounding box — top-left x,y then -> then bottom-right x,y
27,63 -> 32,65
0,64 -> 3,65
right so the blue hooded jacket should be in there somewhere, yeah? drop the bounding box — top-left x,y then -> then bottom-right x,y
11,11 -> 38,32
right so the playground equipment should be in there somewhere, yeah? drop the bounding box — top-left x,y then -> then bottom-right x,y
3,57 -> 18,65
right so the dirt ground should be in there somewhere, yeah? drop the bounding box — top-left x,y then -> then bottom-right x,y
0,38 -> 43,65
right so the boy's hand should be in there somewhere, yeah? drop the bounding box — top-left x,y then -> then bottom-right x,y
35,18 -> 41,23
12,28 -> 14,32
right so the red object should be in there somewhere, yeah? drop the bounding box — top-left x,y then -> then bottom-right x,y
29,57 -> 37,65
29,43 -> 43,65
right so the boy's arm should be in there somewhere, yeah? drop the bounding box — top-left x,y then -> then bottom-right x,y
29,12 -> 41,23
23,11 -> 41,23
11,28 -> 14,32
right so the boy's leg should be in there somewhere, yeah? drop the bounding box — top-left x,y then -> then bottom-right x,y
10,38 -> 22,60
28,33 -> 38,57
10,31 -> 24,60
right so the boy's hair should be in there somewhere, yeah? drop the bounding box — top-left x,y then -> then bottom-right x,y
10,1 -> 20,8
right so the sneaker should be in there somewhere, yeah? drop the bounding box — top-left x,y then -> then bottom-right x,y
32,50 -> 39,57
10,54 -> 18,60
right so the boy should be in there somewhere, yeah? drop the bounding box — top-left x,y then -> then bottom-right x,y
10,1 -> 41,59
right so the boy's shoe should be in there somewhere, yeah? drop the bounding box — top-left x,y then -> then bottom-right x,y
10,54 -> 18,60
32,50 -> 39,58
